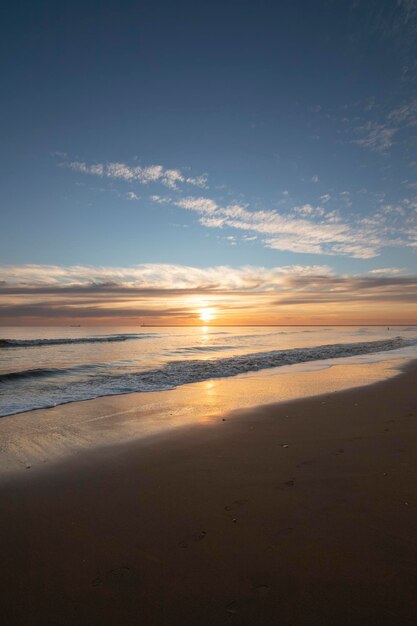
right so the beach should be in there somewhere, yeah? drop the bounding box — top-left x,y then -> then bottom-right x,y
1,359 -> 417,625
4,0 -> 417,623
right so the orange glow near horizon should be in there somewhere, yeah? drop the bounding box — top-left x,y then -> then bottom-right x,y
1,285 -> 417,326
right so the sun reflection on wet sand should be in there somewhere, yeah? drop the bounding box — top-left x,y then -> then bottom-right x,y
0,358 -> 407,476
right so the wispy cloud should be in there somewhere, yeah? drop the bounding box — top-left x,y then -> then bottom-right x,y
368,267 -> 405,275
0,263 -> 332,291
388,98 -> 417,126
149,195 -> 171,204
1,263 -> 416,323
350,1 -> 417,55
60,154 -> 417,259
167,195 -> 417,259
176,197 -> 218,214
347,94 -> 417,155
126,192 -> 139,201
398,0 -> 417,20
352,121 -> 398,154
62,160 -> 208,190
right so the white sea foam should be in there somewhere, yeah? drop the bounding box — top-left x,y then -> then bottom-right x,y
1,336 -> 415,417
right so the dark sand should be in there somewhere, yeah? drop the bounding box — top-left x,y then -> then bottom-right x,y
1,361 -> 417,625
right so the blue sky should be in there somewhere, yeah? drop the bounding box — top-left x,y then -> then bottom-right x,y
1,0 -> 417,323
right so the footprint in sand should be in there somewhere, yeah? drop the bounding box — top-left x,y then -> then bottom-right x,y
226,601 -> 238,614
179,530 -> 207,548
224,498 -> 248,511
226,586 -> 271,615
274,527 -> 293,536
92,566 -> 134,587
107,566 -> 133,581
252,584 -> 270,598
276,479 -> 295,490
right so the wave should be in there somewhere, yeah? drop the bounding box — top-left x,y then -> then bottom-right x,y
0,362 -> 102,383
172,345 -> 237,353
0,367 -> 65,382
138,337 -> 410,389
1,336 -> 414,417
0,333 -> 155,348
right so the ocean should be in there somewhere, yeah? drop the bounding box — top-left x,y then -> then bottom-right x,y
1,325 -> 417,418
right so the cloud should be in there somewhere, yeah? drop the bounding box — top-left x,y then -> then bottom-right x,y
292,204 -> 325,217
275,274 -> 417,305
175,197 -> 218,214
1,264 -> 416,323
311,175 -> 319,183
0,263 -> 332,291
149,195 -> 170,204
349,95 -> 417,155
398,0 -> 417,19
352,121 -> 398,154
126,192 -> 139,201
388,98 -> 417,127
63,152 -> 417,260
368,267 -> 405,275
165,194 -> 417,259
349,2 -> 417,58
62,160 -> 208,190
0,302 -> 190,319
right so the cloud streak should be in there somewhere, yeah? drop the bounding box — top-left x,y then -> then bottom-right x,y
1,264 -> 416,324
352,121 -> 398,154
348,95 -> 417,155
63,160 -> 208,190
0,263 -> 332,291
172,195 -> 417,259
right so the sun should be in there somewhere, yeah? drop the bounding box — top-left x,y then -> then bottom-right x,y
199,307 -> 215,323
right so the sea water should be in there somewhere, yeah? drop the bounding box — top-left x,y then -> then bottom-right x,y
1,325 -> 417,417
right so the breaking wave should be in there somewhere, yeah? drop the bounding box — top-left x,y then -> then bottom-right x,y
0,333 -> 155,348
0,336 -> 413,417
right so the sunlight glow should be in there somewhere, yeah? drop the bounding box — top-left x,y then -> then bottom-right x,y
199,307 -> 216,323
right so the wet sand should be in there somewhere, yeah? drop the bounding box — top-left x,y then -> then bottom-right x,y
1,361 -> 417,625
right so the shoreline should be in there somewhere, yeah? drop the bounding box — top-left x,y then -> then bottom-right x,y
1,360 -> 417,624
0,356 -> 410,476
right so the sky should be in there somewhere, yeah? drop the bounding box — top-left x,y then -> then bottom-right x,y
1,0 -> 417,325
